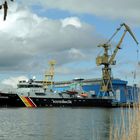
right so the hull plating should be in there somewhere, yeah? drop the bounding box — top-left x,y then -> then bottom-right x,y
0,93 -> 114,107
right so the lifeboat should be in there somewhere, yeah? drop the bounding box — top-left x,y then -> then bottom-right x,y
66,90 -> 78,94
80,93 -> 88,97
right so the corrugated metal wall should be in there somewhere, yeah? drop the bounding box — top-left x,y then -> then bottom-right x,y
54,79 -> 139,103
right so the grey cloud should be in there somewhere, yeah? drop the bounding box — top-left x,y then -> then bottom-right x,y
0,2 -> 104,76
21,0 -> 140,26
0,1 -> 138,81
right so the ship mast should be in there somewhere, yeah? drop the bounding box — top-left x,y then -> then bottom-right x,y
96,23 -> 139,97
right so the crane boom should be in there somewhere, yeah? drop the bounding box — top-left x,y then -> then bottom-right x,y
122,23 -> 139,45
109,23 -> 139,65
105,24 -> 123,45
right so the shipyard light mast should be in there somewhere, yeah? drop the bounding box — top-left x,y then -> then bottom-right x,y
43,60 -> 56,90
0,0 -> 14,21
96,23 -> 139,97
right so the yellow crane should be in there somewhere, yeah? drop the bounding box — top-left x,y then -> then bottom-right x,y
43,60 -> 56,90
96,23 -> 139,96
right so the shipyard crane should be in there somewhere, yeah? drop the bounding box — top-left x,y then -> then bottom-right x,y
96,23 -> 139,97
43,60 -> 56,90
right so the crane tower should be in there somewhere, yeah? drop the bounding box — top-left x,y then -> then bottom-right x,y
96,23 -> 139,97
43,60 -> 56,90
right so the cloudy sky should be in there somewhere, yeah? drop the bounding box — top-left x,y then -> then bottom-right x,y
0,0 -> 140,88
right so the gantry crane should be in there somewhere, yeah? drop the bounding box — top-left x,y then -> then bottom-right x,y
96,23 -> 139,97
43,60 -> 56,90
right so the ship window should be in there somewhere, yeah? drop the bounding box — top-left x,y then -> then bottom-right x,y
28,85 -> 42,88
35,93 -> 46,96
18,85 -> 28,88
18,84 -> 42,88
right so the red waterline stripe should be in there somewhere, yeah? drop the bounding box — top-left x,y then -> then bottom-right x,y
28,97 -> 37,107
25,97 -> 37,107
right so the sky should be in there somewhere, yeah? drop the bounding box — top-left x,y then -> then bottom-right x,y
0,0 -> 140,88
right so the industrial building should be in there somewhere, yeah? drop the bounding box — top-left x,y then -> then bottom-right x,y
54,78 -> 140,103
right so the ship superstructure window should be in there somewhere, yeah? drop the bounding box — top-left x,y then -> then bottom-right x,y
18,84 -> 43,88
28,84 -> 43,88
35,93 -> 46,96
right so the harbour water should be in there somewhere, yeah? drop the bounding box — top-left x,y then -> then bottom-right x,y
0,108 -> 131,140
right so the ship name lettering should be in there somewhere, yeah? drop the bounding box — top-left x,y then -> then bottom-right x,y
52,100 -> 72,104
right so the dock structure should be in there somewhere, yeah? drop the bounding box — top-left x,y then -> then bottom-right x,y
54,78 -> 139,104
36,78 -> 140,104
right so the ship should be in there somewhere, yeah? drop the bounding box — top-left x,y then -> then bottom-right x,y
0,78 -> 116,107
0,77 -> 139,108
